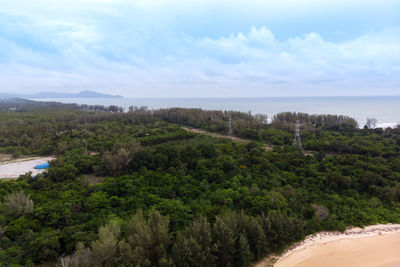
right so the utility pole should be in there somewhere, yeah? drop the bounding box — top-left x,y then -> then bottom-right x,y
228,114 -> 233,136
293,120 -> 304,151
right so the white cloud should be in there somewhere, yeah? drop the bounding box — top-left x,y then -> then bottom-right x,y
183,27 -> 400,87
34,20 -> 102,44
0,1 -> 399,97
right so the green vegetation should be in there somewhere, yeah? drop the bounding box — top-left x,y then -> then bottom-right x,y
0,102 -> 399,266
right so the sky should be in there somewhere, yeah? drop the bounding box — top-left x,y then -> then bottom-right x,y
0,0 -> 399,97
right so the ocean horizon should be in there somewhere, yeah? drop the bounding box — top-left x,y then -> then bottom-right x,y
32,96 -> 400,128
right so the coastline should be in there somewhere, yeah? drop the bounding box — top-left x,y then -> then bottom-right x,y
29,97 -> 400,128
256,223 -> 400,267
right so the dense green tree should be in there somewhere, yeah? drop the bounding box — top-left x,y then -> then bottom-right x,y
172,216 -> 213,267
0,102 -> 399,266
125,210 -> 170,266
91,220 -> 121,266
212,216 -> 236,267
3,191 -> 34,216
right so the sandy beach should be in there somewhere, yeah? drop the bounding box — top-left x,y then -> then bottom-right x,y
269,224 -> 400,267
0,157 -> 55,179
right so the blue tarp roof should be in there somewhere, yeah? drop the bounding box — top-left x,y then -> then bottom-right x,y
35,163 -> 49,169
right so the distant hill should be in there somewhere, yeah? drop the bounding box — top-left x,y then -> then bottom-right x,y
30,90 -> 123,98
0,93 -> 20,99
0,90 -> 123,99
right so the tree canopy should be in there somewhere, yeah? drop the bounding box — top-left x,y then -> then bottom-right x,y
0,102 -> 399,266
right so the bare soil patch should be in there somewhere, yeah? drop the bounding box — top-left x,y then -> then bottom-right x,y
182,127 -> 249,143
262,145 -> 273,151
254,254 -> 279,267
303,150 -> 315,156
83,174 -> 105,185
0,157 -> 55,179
182,126 -> 273,151
0,154 -> 13,162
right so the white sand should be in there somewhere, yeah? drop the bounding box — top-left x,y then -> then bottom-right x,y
271,224 -> 400,267
0,157 -> 55,179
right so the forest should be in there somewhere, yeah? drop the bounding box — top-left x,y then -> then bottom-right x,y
0,100 -> 399,266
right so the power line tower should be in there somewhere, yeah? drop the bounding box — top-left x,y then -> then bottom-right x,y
293,120 -> 303,151
228,114 -> 233,136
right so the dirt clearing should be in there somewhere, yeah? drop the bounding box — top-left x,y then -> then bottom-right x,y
182,126 -> 273,151
0,157 -> 55,179
83,174 -> 105,185
0,154 -> 13,162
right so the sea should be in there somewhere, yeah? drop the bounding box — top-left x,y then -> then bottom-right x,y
33,96 -> 400,128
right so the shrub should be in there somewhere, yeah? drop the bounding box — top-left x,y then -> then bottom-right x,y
4,191 -> 34,216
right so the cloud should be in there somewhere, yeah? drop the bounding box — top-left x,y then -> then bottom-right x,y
0,1 -> 399,97
181,27 -> 400,89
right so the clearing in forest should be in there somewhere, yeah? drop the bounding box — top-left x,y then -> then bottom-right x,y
182,126 -> 273,151
0,157 -> 55,179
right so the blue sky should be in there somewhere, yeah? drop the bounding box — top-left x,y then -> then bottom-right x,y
0,0 -> 400,97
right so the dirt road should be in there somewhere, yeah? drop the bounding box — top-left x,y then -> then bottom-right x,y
182,127 -> 273,151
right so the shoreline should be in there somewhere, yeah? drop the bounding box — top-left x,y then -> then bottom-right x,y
256,223 -> 400,267
30,97 -> 400,128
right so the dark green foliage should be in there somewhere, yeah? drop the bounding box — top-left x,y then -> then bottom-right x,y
272,111 -> 358,129
153,108 -> 268,140
0,103 -> 399,266
172,216 -> 213,267
212,216 -> 236,266
124,210 -> 170,267
236,233 -> 252,267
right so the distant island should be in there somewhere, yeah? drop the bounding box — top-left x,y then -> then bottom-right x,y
0,90 -> 123,99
